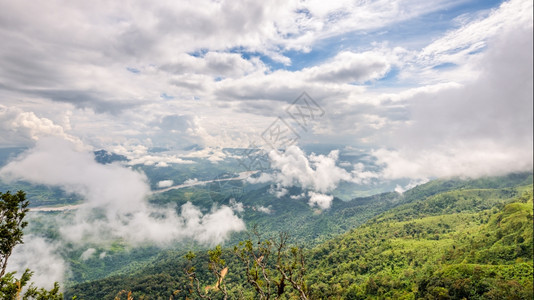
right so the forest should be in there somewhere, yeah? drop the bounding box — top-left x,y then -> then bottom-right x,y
59,173 -> 533,299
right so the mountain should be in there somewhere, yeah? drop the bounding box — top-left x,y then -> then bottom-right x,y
306,183 -> 533,298
65,173 -> 533,299
93,150 -> 128,164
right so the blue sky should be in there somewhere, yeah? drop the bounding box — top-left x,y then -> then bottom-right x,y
266,0 -> 506,72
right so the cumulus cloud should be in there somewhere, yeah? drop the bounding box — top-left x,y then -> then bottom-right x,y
157,180 -> 174,188
261,145 -> 369,209
0,137 -> 246,247
373,18 -> 533,180
307,192 -> 333,210
0,105 -> 82,148
268,146 -> 351,193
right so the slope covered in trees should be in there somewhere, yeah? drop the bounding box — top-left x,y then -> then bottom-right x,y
65,173 -> 533,299
306,185 -> 533,299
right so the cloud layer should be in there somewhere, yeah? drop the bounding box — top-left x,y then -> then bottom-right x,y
1,1 -> 529,163
373,16 -> 533,180
0,138 -> 245,246
249,146 -> 361,209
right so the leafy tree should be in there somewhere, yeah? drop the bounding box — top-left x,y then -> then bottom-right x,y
184,245 -> 229,299
64,175 -> 534,299
0,190 -> 29,278
233,231 -> 308,299
182,229 -> 310,300
0,190 -> 63,300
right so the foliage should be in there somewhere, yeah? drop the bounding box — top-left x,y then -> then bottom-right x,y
184,245 -> 230,299
61,173 -> 533,299
232,230 -> 308,299
305,186 -> 533,299
0,190 -> 63,300
0,190 -> 29,278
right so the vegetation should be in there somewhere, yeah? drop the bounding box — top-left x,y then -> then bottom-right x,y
0,190 -> 28,278
0,190 -> 63,299
65,174 -> 533,299
3,145 -> 531,299
305,186 -> 533,299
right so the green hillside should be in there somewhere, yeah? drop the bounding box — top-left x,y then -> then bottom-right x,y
306,185 -> 533,299
65,174 -> 533,299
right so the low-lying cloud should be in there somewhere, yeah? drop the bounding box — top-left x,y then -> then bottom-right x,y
250,146 -> 361,209
0,137 -> 245,247
268,146 -> 352,193
157,180 -> 174,188
6,235 -> 66,290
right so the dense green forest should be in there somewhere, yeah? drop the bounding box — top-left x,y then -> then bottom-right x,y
65,173 -> 533,299
57,173 -> 533,285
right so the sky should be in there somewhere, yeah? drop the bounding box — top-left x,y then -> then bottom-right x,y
0,0 -> 532,180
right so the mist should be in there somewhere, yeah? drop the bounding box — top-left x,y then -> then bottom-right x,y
0,137 -> 246,286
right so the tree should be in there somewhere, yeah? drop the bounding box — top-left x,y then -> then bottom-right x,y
184,245 -> 230,300
0,190 -> 63,300
0,190 -> 29,278
183,229 -> 310,300
234,231 -> 309,299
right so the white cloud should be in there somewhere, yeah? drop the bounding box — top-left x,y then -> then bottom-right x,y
264,145 -> 376,209
7,235 -> 66,290
0,137 -> 246,247
229,198 -> 245,213
268,183 -> 289,198
394,178 -> 429,194
290,193 -> 306,200
246,172 -> 274,184
157,180 -> 174,188
373,18 -> 533,180
161,52 -> 267,78
268,146 -> 351,194
374,143 -> 533,180
0,105 -> 82,148
307,192 -> 333,210
304,51 -> 391,83
350,163 -> 381,185
183,178 -> 200,185
80,248 -> 97,261
256,205 -> 272,214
